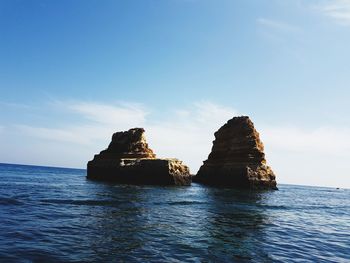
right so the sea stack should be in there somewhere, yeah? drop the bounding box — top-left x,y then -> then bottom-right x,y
194,116 -> 277,189
87,128 -> 191,186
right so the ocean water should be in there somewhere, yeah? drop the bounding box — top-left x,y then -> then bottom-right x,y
0,163 -> 349,262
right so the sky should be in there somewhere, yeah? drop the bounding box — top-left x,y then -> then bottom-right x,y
1,0 -> 350,188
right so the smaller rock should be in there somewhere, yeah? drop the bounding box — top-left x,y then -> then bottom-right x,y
87,128 -> 191,186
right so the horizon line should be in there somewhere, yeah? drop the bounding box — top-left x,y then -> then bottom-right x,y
0,162 -> 347,190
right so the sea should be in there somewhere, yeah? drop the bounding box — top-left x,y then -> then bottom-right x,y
0,163 -> 349,262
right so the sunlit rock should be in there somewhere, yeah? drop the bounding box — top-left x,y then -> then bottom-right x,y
194,116 -> 277,189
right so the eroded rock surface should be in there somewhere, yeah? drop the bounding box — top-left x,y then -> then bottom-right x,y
87,128 -> 191,185
194,116 -> 277,189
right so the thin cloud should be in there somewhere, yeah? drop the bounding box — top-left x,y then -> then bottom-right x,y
260,125 -> 350,188
257,18 -> 300,32
12,101 -> 238,171
261,125 -> 350,154
256,17 -> 302,48
146,101 -> 238,170
15,101 -> 150,146
193,101 -> 237,124
16,124 -> 114,145
315,0 -> 350,26
55,100 -> 148,126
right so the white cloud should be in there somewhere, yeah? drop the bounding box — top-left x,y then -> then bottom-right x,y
262,126 -> 350,154
67,101 -> 148,126
146,101 -> 238,172
315,0 -> 350,26
13,101 -> 238,172
16,124 -> 108,145
259,125 -> 350,188
15,102 -> 149,146
257,18 -> 300,32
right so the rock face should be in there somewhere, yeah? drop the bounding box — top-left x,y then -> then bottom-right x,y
87,128 -> 191,186
194,116 -> 277,189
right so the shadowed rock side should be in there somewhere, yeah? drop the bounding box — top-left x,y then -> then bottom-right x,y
87,128 -> 191,186
194,116 -> 277,189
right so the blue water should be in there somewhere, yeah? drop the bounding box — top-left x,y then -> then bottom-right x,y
0,163 -> 349,262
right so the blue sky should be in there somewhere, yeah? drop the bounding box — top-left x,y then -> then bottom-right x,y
1,0 -> 350,188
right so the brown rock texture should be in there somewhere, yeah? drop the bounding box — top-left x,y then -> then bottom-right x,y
87,128 -> 191,186
193,116 -> 277,189
96,128 -> 156,160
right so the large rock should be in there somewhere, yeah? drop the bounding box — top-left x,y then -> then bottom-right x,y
194,116 -> 277,189
87,128 -> 191,186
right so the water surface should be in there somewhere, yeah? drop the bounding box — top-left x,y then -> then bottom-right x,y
0,163 -> 349,262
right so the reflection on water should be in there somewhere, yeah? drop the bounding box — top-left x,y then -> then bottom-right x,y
0,163 -> 349,262
79,182 -> 275,262
198,188 -> 272,262
86,185 -> 152,260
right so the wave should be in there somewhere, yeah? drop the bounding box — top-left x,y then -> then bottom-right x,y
0,197 -> 23,205
39,199 -> 121,206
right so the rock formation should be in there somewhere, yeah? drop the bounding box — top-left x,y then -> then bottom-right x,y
87,128 -> 191,186
194,116 -> 277,189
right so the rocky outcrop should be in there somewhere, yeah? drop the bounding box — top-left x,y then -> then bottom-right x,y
193,116 -> 277,189
87,128 -> 191,186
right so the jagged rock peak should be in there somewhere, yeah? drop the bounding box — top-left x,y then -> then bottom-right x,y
99,128 -> 156,159
208,116 -> 266,165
